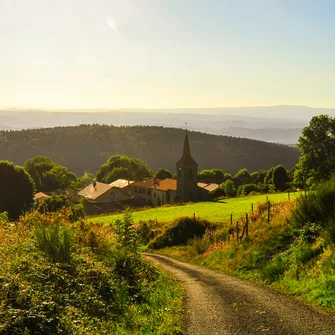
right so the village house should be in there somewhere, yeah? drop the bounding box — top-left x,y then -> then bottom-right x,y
78,179 -> 134,203
34,192 -> 51,205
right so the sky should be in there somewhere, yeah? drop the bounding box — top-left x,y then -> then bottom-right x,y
1,0 -> 335,109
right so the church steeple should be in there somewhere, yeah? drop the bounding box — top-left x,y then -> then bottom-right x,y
176,130 -> 198,168
182,132 -> 192,157
176,129 -> 198,202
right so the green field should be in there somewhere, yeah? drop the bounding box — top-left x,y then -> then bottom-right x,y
90,192 -> 299,225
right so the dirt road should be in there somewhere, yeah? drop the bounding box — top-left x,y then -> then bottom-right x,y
144,253 -> 335,335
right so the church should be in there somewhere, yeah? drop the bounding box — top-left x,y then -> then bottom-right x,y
176,131 -> 212,202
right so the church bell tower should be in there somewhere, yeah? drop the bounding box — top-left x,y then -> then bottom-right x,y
176,131 -> 198,202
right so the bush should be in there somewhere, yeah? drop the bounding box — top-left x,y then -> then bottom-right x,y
210,186 -> 226,199
69,203 -> 85,222
0,160 -> 34,220
292,179 -> 335,244
38,194 -> 68,213
222,179 -> 237,198
272,165 -> 289,191
188,230 -> 214,255
35,222 -> 73,263
262,254 -> 287,283
237,183 -> 260,196
148,217 -> 212,249
114,211 -> 139,253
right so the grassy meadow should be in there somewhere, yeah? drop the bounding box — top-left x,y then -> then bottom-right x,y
91,192 -> 298,225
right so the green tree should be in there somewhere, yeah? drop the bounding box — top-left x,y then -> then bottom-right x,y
105,167 -> 133,184
97,155 -> 152,183
233,168 -> 252,187
251,169 -> 267,184
272,165 -> 289,191
296,114 -> 335,184
264,167 -> 274,184
38,194 -> 68,213
43,165 -> 77,192
198,169 -> 224,184
198,169 -> 216,182
154,168 -> 174,180
24,156 -> 55,191
0,161 -> 34,220
71,172 -> 96,191
222,173 -> 233,182
222,179 -> 237,198
24,156 -> 76,192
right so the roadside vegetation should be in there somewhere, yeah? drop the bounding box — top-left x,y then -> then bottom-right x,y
146,179 -> 335,314
0,210 -> 184,335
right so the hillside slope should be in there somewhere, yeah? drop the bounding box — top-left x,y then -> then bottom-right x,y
0,125 -> 299,175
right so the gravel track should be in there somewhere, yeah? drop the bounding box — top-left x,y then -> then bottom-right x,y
144,253 -> 335,335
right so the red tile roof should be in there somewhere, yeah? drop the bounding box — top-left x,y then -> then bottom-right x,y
152,178 -> 177,191
132,178 -> 161,188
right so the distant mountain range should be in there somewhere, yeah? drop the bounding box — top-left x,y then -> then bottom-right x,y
1,105 -> 334,144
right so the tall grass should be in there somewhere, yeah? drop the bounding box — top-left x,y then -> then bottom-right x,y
292,178 -> 335,243
35,222 -> 72,263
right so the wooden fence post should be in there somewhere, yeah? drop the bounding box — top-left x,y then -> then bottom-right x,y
267,201 -> 271,224
288,191 -> 290,201
236,221 -> 239,242
251,203 -> 254,214
230,213 -> 233,225
246,213 -> 249,237
193,213 -> 196,223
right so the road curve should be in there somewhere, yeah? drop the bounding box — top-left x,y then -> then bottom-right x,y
144,253 -> 335,335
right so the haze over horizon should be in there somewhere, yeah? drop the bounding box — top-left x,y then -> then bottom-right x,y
1,0 -> 335,111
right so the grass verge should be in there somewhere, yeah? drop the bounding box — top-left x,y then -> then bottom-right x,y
0,210 -> 184,334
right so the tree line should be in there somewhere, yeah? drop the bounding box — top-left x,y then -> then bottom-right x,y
1,114 -> 334,220
0,124 -> 299,175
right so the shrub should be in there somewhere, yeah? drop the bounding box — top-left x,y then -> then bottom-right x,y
237,183 -> 260,196
295,243 -> 315,263
292,179 -> 335,243
69,203 -> 85,222
210,186 -> 226,199
262,254 -> 287,283
114,211 -> 139,253
272,165 -> 289,191
148,217 -> 212,249
35,222 -> 73,263
0,160 -> 34,220
38,194 -> 68,213
222,179 -> 237,198
188,229 -> 214,255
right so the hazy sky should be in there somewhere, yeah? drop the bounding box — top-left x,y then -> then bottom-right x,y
1,0 -> 335,109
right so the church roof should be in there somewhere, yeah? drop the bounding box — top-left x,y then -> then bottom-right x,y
176,133 -> 198,167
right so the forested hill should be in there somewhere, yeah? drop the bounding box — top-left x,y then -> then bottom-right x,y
0,125 -> 299,175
